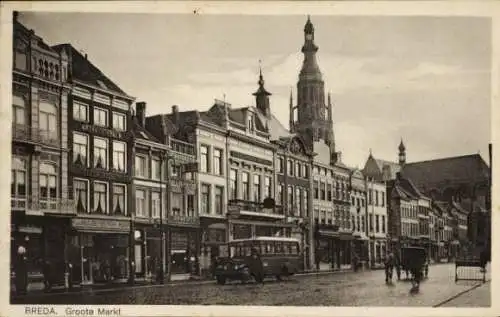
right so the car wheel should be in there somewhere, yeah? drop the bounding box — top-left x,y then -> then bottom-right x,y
216,276 -> 226,285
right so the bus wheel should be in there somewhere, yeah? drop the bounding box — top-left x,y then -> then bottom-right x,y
253,274 -> 264,284
281,266 -> 290,277
216,276 -> 226,285
276,275 -> 283,281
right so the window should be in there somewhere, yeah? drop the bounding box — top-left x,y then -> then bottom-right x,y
278,184 -> 284,205
242,172 -> 250,201
136,190 -> 146,217
112,112 -> 126,131
278,158 -> 284,173
213,148 -> 223,175
94,107 -> 108,127
200,145 -> 209,173
302,165 -> 308,178
295,188 -> 301,216
171,192 -> 182,215
247,114 -> 254,131
369,214 -> 373,231
215,186 -> 223,215
74,179 -> 88,213
12,95 -> 26,126
295,162 -> 301,177
253,174 -> 261,202
303,190 -> 308,217
135,155 -> 147,177
375,215 -> 380,233
39,102 -> 57,139
381,193 -> 385,207
287,160 -> 293,176
11,157 -> 27,198
229,169 -> 238,200
112,184 -> 126,215
14,48 -> 27,71
112,141 -> 126,172
320,182 -> 326,200
93,137 -> 108,169
375,190 -> 379,206
93,182 -> 107,214
287,186 -> 293,212
151,158 -> 161,180
314,182 -> 319,199
73,133 -> 88,166
73,101 -> 88,122
201,184 -> 210,214
328,185 -> 333,201
264,176 -> 272,199
151,192 -> 160,218
356,216 -> 360,231
361,215 -> 365,232
368,189 -> 373,205
39,163 -> 57,207
187,195 -> 195,216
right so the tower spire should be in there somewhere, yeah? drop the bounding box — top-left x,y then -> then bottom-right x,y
253,60 -> 271,117
399,138 -> 406,166
289,87 -> 294,132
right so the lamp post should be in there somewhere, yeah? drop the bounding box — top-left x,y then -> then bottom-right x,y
160,151 -> 176,283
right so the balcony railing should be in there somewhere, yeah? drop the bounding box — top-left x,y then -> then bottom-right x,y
228,199 -> 285,215
168,213 -> 200,226
11,195 -> 76,214
12,124 -> 59,147
170,138 -> 195,156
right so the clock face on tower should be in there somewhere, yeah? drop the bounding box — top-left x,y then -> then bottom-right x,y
305,34 -> 313,40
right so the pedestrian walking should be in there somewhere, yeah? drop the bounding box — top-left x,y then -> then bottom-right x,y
384,252 -> 395,283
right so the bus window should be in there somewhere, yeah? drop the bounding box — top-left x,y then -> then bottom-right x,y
291,244 -> 299,255
229,246 -> 235,258
269,243 -> 275,254
283,243 -> 290,254
259,243 -> 266,255
266,243 -> 272,254
275,242 -> 283,254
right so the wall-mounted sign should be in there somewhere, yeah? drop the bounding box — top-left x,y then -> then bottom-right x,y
81,123 -> 125,140
72,218 -> 130,232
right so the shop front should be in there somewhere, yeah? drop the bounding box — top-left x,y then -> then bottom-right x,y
200,220 -> 226,277
352,232 -> 369,268
11,214 -> 72,291
169,227 -> 199,277
69,217 -> 131,285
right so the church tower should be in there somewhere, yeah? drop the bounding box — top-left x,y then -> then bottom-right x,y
253,63 -> 272,117
294,16 -> 336,161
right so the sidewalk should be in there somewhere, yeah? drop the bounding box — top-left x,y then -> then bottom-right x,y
438,281 -> 491,307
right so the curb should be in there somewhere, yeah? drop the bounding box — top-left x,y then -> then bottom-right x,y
433,280 -> 490,307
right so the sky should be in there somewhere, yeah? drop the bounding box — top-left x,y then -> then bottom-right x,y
17,12 -> 492,168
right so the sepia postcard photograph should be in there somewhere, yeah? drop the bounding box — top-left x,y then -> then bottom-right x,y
0,1 -> 498,317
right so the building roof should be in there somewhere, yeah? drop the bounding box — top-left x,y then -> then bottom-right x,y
52,43 -> 129,96
131,116 -> 161,143
402,154 -> 490,189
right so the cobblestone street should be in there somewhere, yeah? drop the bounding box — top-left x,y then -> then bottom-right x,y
11,263 -> 490,306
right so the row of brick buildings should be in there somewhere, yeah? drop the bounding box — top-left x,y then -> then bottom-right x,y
11,14 -> 491,289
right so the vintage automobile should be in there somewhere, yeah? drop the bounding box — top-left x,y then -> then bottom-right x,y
399,246 -> 428,281
213,237 -> 302,285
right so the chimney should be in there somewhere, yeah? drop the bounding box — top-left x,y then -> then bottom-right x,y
136,102 -> 146,127
396,172 -> 402,180
172,105 -> 180,123
13,11 -> 19,22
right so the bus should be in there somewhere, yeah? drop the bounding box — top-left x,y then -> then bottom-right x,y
213,237 -> 302,285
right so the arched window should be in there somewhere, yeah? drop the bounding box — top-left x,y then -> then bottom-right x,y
39,101 -> 58,140
40,163 -> 57,208
12,95 -> 26,126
